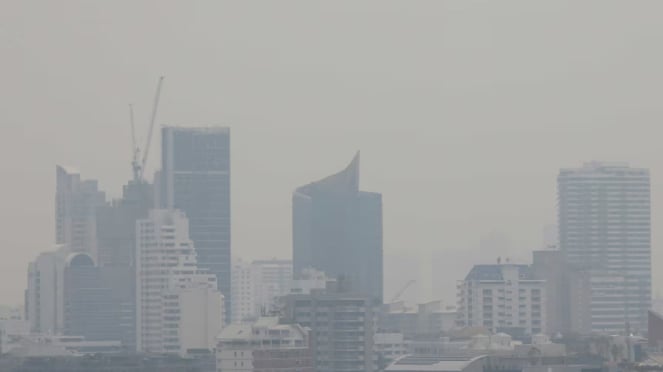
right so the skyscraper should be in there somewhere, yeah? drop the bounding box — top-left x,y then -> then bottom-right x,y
55,165 -> 106,257
161,127 -> 231,320
293,153 -> 383,302
135,209 -> 224,353
558,162 -> 651,334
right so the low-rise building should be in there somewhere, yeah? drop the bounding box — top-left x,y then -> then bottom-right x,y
457,263 -> 546,337
216,317 -> 313,372
281,280 -> 380,372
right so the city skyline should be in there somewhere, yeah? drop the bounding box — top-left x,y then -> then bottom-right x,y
4,2 -> 663,309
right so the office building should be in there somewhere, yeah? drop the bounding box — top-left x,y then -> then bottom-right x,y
136,209 -> 224,353
25,246 -> 68,334
289,268 -> 329,295
216,317 -> 313,372
95,180 -> 154,350
161,127 -> 231,320
63,253 -> 119,343
293,153 -> 383,302
457,264 -> 546,336
231,259 -> 292,322
55,166 -> 105,258
281,280 -> 380,372
558,162 -> 651,333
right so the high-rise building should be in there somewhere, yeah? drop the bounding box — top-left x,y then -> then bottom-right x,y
161,127 -> 231,321
135,209 -> 224,353
26,246 -> 68,334
216,317 -> 313,372
281,280 -> 380,372
231,259 -> 292,323
95,180 -> 153,350
293,153 -> 383,302
457,263 -> 546,336
63,253 -> 119,343
55,166 -> 106,258
558,162 -> 651,334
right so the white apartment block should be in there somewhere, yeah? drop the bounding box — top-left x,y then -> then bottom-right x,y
217,317 -> 313,372
231,259 -> 292,323
457,264 -> 546,335
136,209 -> 224,354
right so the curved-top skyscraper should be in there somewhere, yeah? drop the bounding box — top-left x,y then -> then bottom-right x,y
293,152 -> 383,302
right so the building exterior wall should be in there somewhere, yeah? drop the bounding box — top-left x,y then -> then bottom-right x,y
55,166 -> 105,259
136,209 -> 223,354
26,247 -> 67,335
457,264 -> 546,336
63,253 -> 119,343
232,259 -> 293,323
282,286 -> 379,372
162,127 -> 231,322
558,162 -> 651,334
293,153 -> 383,302
216,318 -> 313,372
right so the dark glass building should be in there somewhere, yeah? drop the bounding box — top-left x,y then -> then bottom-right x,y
63,253 -> 119,343
293,153 -> 383,302
161,127 -> 231,320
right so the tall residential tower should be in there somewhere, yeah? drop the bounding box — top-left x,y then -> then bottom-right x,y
293,153 -> 383,302
558,162 -> 651,334
161,127 -> 231,320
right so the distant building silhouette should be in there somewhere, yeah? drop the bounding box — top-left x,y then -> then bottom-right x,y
161,127 -> 231,321
293,153 -> 383,302
558,162 -> 651,334
55,166 -> 105,258
63,253 -> 118,343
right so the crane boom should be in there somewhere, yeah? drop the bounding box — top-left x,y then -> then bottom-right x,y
129,104 -> 141,182
140,76 -> 165,180
390,279 -> 416,304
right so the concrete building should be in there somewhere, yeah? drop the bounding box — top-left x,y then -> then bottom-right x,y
231,259 -> 293,322
293,153 -> 383,302
281,280 -> 380,372
55,166 -> 105,258
530,250 -> 569,335
457,264 -> 546,337
290,268 -> 329,295
136,209 -> 224,354
62,253 -> 119,343
161,127 -> 232,321
558,162 -> 651,334
25,246 -> 68,335
380,300 -> 458,340
216,317 -> 313,372
375,333 -> 409,368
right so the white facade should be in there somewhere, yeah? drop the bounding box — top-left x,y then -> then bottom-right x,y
231,259 -> 292,323
217,317 -> 312,372
25,245 -> 68,335
162,276 -> 225,355
457,264 -> 546,335
136,209 -> 224,354
375,333 -> 408,366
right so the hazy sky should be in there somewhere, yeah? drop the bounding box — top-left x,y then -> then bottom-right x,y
2,1 -> 663,306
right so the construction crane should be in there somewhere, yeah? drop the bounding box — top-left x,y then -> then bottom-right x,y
390,279 -> 416,304
129,76 -> 165,182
